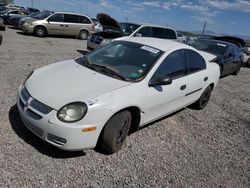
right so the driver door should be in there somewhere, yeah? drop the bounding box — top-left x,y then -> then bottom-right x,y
47,13 -> 65,35
142,49 -> 188,123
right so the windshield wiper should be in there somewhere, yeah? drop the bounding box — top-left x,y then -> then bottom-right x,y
91,63 -> 128,81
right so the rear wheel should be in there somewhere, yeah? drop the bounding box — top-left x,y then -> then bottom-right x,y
233,64 -> 241,75
191,86 -> 212,110
34,26 -> 47,37
100,111 -> 131,154
79,30 -> 88,40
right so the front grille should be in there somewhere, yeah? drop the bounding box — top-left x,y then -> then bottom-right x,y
30,99 -> 53,114
26,109 -> 42,120
47,133 -> 67,146
26,122 -> 44,137
19,98 -> 25,110
21,87 -> 31,102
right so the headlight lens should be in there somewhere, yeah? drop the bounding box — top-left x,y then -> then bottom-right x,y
23,70 -> 34,85
57,102 -> 87,123
24,22 -> 33,27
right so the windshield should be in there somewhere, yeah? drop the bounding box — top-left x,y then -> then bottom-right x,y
33,12 -> 52,19
191,40 -> 228,56
78,41 -> 163,81
119,23 -> 141,36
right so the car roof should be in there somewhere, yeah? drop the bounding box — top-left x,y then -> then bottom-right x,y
195,39 -> 234,46
54,12 -> 89,17
119,37 -> 193,52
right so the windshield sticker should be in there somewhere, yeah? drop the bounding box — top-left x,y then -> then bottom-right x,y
217,43 -> 227,47
141,46 -> 160,54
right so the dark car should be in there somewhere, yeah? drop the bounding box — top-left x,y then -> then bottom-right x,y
0,17 -> 5,30
0,10 -> 29,24
191,39 -> 242,77
9,12 -> 40,28
26,7 -> 39,13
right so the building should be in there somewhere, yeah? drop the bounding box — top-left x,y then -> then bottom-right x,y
0,0 -> 14,5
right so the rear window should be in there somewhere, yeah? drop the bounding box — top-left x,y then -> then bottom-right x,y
137,26 -> 177,39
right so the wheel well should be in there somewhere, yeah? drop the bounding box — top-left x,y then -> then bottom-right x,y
79,29 -> 89,35
34,25 -> 47,34
115,106 -> 141,134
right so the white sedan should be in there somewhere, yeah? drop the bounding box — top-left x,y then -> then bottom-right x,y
17,37 -> 220,154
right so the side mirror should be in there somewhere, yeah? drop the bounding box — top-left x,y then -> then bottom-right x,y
148,76 -> 172,87
135,33 -> 142,37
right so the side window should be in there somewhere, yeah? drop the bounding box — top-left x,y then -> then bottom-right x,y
152,28 -> 177,39
226,46 -> 234,57
64,14 -> 79,23
48,13 -> 64,22
153,49 -> 186,79
137,27 -> 152,37
79,16 -> 91,24
186,49 -> 206,73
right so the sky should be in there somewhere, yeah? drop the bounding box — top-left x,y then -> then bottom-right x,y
14,0 -> 250,37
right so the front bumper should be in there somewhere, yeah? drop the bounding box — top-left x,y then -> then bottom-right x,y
20,24 -> 34,34
17,85 -> 102,151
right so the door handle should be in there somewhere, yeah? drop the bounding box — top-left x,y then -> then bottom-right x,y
60,24 -> 64,27
204,77 -> 208,81
180,85 -> 186,90
65,25 -> 69,27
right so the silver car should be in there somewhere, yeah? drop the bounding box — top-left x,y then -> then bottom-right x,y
20,12 -> 95,39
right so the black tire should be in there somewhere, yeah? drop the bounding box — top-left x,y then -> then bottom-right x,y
100,111 -> 131,154
34,26 -> 47,37
191,86 -> 212,110
247,58 -> 250,67
79,30 -> 88,40
233,64 -> 241,75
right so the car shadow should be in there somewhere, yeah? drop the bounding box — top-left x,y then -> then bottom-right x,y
9,105 -> 86,158
16,31 -> 84,40
76,49 -> 89,56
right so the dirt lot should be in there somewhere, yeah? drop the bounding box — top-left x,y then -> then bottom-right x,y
0,27 -> 249,187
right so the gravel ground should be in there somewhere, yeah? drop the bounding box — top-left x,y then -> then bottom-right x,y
0,27 -> 249,187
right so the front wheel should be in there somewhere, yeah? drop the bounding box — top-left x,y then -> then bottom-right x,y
100,111 -> 132,154
78,30 -> 88,40
34,26 -> 47,37
190,86 -> 212,110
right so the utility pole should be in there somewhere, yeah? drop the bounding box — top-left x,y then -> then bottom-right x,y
202,20 -> 206,35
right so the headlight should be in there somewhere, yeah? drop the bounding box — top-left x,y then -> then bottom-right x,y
57,102 -> 87,123
24,22 -> 33,27
101,39 -> 112,45
23,70 -> 34,85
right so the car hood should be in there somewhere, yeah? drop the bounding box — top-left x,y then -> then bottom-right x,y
25,59 -> 131,110
97,13 -> 121,29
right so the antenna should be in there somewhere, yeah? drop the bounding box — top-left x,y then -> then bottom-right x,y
202,20 -> 206,35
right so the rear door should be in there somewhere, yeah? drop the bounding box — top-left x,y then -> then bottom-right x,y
184,49 -> 208,104
47,13 -> 65,35
223,45 -> 234,75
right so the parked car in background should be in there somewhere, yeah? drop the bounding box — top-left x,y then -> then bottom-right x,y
26,7 -> 39,13
87,13 -> 177,50
4,4 -> 26,11
0,9 -> 28,24
0,17 -> 5,30
191,39 -> 242,77
177,32 -> 186,43
17,37 -> 220,153
8,12 -> 40,28
19,11 -> 53,29
20,12 -> 95,39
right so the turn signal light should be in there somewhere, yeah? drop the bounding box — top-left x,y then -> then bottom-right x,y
81,127 -> 96,132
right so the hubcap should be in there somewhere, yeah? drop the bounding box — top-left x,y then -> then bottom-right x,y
117,120 -> 129,145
